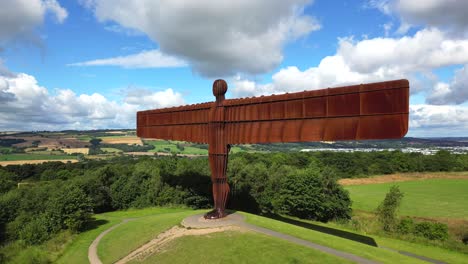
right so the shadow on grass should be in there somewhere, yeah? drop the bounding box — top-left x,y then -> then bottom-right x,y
265,214 -> 378,247
82,218 -> 109,232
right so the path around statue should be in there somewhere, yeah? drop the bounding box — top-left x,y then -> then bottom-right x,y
88,213 -> 444,264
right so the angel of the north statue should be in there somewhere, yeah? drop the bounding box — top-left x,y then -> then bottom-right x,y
137,79 -> 409,219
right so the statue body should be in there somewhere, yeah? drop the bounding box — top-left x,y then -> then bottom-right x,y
137,79 -> 409,219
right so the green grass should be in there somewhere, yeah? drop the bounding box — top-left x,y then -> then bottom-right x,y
101,147 -> 123,153
275,214 -> 468,264
0,154 -> 75,161
0,147 -> 12,153
242,212 -> 427,264
136,231 -> 352,264
345,179 -> 468,218
76,135 -> 92,142
146,140 -> 208,155
98,210 -> 203,263
57,207 -> 194,264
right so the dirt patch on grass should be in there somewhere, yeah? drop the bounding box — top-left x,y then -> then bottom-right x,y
0,159 -> 77,166
116,225 -> 244,263
339,172 -> 468,186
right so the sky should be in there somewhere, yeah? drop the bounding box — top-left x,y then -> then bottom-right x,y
0,0 -> 467,137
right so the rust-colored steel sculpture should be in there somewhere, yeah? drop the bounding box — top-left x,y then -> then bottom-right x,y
137,79 -> 409,219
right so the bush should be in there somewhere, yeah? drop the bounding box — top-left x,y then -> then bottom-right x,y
396,218 -> 414,234
272,167 -> 351,221
462,234 -> 468,245
376,185 -> 404,231
413,221 -> 449,241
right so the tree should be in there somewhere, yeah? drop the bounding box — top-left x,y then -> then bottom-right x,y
46,185 -> 93,232
272,167 -> 351,221
376,185 -> 404,231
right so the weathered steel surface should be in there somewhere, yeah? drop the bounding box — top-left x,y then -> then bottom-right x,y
137,79 -> 410,219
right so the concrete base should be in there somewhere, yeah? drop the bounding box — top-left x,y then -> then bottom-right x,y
182,212 -> 245,229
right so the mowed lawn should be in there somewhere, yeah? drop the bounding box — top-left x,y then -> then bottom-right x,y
137,231 -> 352,264
345,179 -> 468,218
57,207 -> 196,264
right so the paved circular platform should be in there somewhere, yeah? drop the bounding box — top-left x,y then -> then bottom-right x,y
182,212 -> 245,229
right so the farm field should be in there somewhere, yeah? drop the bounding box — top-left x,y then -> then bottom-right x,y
0,154 -> 76,161
344,177 -> 468,219
62,148 -> 89,154
0,159 -> 78,166
100,136 -> 143,145
101,147 -> 123,153
146,140 -> 208,155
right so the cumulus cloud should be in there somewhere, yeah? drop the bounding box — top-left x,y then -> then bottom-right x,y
0,0 -> 67,44
338,28 -> 468,73
368,0 -> 468,34
409,104 -> 468,136
0,72 -> 185,131
69,50 -> 187,68
81,0 -> 320,77
427,65 -> 468,105
231,28 -> 468,97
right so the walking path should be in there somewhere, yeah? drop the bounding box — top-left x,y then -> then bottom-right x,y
87,213 -> 445,264
88,218 -> 135,264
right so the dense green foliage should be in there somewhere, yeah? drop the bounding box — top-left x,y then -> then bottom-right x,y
377,186 -> 404,231
0,139 -> 25,147
397,218 -> 449,240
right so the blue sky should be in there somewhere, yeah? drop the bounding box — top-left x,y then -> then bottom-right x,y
1,0 -> 468,137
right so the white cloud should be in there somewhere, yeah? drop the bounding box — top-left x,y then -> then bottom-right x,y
124,88 -> 185,109
0,72 -> 185,131
409,104 -> 468,136
427,65 -> 468,105
81,0 -> 320,77
232,28 -> 468,98
369,0 -> 468,34
0,0 -> 67,44
338,28 -> 468,74
69,50 -> 187,68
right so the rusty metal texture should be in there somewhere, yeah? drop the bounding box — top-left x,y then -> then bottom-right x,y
137,79 -> 410,219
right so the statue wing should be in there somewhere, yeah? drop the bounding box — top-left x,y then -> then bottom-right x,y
137,102 -> 213,144
224,79 -> 409,144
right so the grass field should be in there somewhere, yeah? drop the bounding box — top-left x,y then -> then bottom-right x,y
101,147 -> 123,153
137,231 -> 352,264
146,140 -> 208,155
62,148 -> 89,154
0,146 -> 12,153
344,179 -> 468,218
98,210 -> 203,263
242,212 -> 426,264
267,214 -> 468,264
57,207 -> 193,264
0,154 -> 75,161
99,136 -> 143,145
